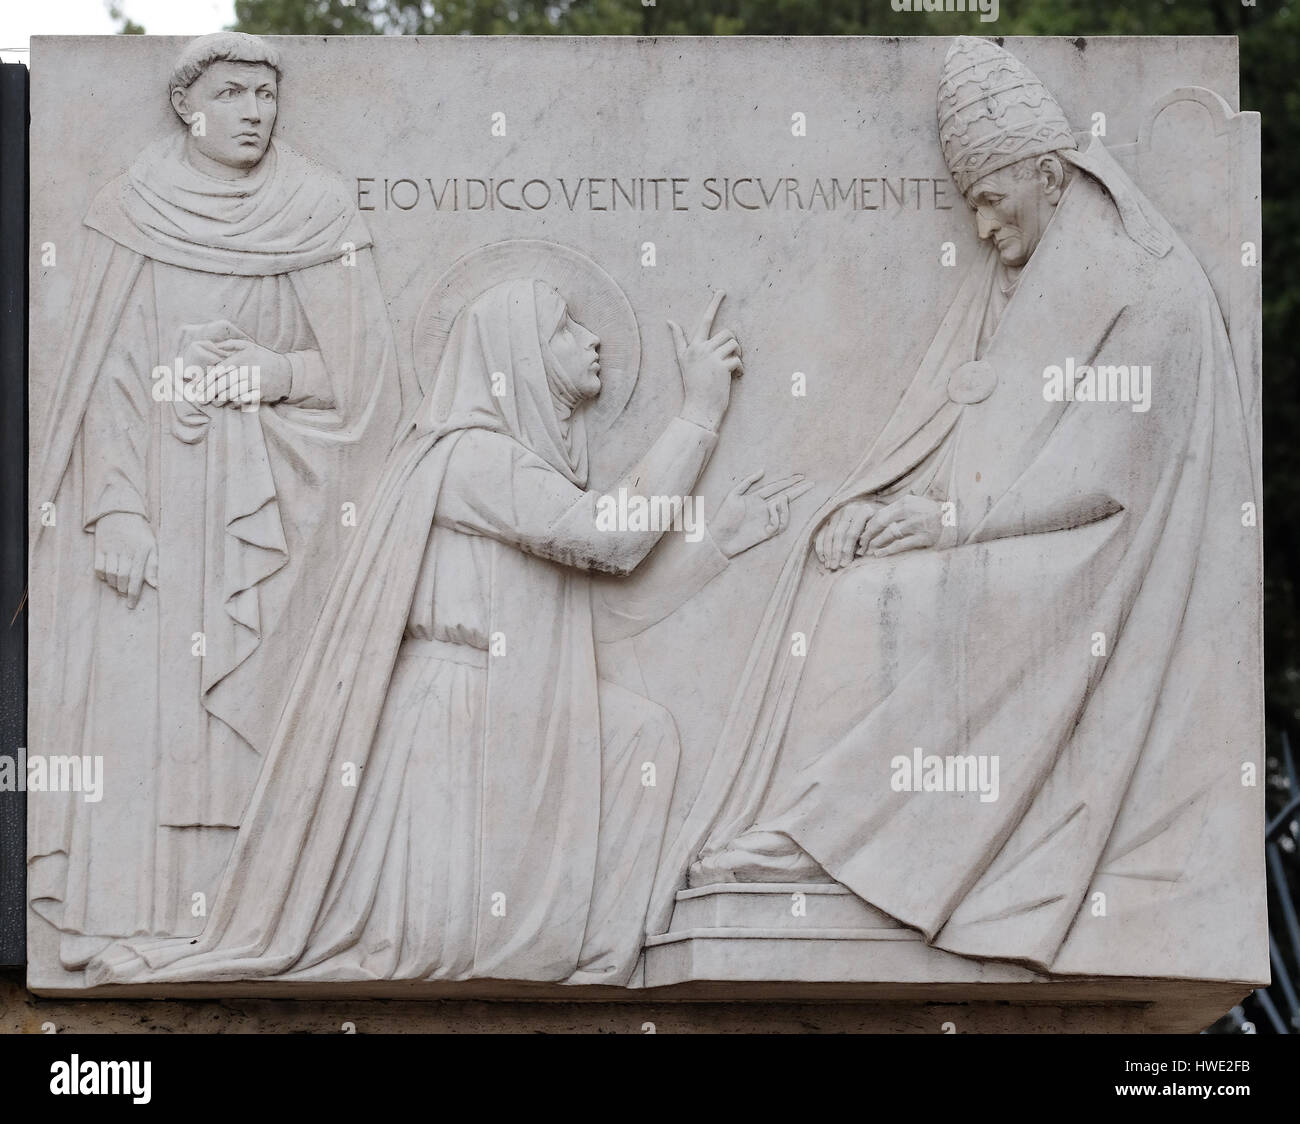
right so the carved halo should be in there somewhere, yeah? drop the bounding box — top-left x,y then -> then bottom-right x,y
412,239 -> 642,434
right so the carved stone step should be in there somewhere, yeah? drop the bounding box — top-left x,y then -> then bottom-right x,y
642,882 -> 1042,987
670,882 -> 903,932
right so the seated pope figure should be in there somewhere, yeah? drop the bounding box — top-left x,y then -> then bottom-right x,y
656,38 -> 1256,975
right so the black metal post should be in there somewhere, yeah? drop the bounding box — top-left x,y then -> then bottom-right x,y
0,60 -> 29,968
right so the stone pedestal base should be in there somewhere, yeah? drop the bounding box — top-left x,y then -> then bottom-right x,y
639,883 -> 1253,1032
25,883 -> 1254,1031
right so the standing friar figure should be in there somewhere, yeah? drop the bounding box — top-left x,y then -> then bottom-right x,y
29,32 -> 412,968
653,37 -> 1260,979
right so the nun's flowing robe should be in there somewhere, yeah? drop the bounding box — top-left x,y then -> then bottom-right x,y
85,279 -> 722,987
29,134 -> 409,966
652,142 -> 1261,980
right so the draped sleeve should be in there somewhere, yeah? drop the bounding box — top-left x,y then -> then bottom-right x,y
433,422 -> 717,574
81,263 -> 155,529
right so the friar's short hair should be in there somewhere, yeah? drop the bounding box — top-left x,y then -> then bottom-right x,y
168,32 -> 282,97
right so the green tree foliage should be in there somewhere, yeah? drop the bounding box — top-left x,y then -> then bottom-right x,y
106,1 -> 146,34
231,0 -> 641,36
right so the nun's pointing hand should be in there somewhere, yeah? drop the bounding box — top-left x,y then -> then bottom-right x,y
711,470 -> 814,558
670,290 -> 743,430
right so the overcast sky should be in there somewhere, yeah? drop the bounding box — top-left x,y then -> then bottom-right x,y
1,0 -> 236,63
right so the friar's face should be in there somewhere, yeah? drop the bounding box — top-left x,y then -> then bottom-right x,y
172,61 -> 278,174
966,155 -> 1066,268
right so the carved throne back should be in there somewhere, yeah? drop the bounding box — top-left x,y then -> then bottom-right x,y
1110,87 -> 1263,490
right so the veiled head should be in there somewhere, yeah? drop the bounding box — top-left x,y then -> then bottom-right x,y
534,282 -> 602,408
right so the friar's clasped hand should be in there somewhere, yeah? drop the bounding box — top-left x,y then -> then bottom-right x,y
181,331 -> 293,408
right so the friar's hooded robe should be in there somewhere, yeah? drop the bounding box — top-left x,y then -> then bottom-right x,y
29,133 -> 411,965
649,140 -> 1262,981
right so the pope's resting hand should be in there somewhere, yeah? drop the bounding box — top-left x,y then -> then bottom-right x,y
815,500 -> 879,571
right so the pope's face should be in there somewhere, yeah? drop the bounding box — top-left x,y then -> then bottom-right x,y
966,160 -> 1058,268
549,305 -> 602,400
174,61 -> 278,172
